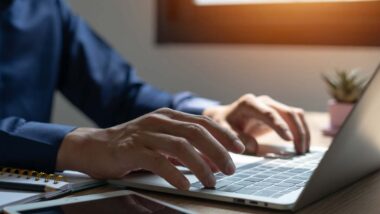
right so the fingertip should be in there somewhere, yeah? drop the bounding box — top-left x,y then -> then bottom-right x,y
224,160 -> 236,175
178,178 -> 190,191
234,140 -> 245,153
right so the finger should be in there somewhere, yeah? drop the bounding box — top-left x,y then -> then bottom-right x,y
140,149 -> 190,190
220,120 -> 259,154
235,129 -> 259,154
237,97 -> 293,141
199,154 -> 220,173
284,111 -> 306,154
157,108 -> 245,153
168,157 -> 184,166
142,132 -> 216,187
170,156 -> 219,173
149,115 -> 236,175
259,96 -> 309,154
297,110 -> 311,152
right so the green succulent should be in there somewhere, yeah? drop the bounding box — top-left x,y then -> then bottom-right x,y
322,69 -> 367,103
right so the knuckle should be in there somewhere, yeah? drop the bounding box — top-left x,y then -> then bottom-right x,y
145,113 -> 165,122
155,107 -> 173,115
197,115 -> 213,124
239,98 -> 253,108
185,123 -> 205,135
259,95 -> 271,101
129,132 -> 140,141
241,93 -> 256,101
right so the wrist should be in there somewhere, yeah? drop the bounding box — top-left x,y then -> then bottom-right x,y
56,127 -> 99,172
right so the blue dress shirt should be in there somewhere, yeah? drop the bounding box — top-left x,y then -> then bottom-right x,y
0,0 -> 218,172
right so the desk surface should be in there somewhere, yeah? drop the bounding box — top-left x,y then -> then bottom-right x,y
73,112 -> 380,214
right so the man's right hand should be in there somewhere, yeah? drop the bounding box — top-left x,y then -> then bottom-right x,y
56,108 -> 245,190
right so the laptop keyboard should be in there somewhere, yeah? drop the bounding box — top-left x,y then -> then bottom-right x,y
191,151 -> 324,198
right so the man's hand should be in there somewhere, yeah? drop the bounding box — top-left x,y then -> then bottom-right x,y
56,108 -> 245,190
203,94 -> 310,155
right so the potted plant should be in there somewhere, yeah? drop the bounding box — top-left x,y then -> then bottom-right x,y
322,69 -> 367,136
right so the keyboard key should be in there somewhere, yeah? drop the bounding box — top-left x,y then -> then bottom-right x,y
264,178 -> 283,183
220,184 -> 245,192
191,182 -> 204,188
272,167 -> 292,172
246,168 -> 265,173
215,180 -> 231,189
272,175 -> 289,180
223,177 -> 242,182
254,174 -> 271,179
253,190 -> 277,197
235,181 -> 254,186
284,179 -> 304,184
281,172 -> 298,177
275,182 -> 295,187
215,174 -> 226,179
246,185 -> 265,190
233,174 -> 249,179
245,177 -> 264,182
238,172 -> 253,177
254,182 -> 274,187
260,166 -> 274,170
260,172 -> 277,176
289,168 -> 310,173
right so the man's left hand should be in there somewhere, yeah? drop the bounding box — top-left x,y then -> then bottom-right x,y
203,94 -> 310,155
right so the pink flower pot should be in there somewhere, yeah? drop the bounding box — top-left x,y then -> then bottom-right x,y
324,99 -> 353,136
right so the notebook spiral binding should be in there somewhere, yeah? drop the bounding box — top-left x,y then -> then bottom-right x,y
0,167 -> 64,184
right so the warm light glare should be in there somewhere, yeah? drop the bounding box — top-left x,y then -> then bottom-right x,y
195,0 -> 378,5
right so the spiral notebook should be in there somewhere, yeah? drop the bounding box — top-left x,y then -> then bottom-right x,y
0,167 -> 105,210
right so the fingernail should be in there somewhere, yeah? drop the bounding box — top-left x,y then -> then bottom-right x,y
234,140 -> 245,153
225,160 -> 236,175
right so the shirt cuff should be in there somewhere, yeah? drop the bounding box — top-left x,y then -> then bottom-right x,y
9,120 -> 76,172
174,92 -> 220,115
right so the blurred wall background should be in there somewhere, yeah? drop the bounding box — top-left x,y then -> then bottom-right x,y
52,0 -> 380,127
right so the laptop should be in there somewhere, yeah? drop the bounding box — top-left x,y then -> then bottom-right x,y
110,63 -> 380,211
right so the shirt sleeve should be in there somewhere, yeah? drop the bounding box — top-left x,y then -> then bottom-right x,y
56,0 -> 219,128
0,117 -> 75,172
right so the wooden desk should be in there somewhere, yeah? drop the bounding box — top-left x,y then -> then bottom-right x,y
73,113 -> 380,213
